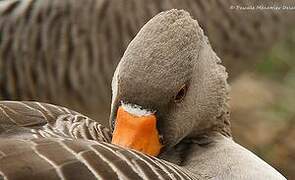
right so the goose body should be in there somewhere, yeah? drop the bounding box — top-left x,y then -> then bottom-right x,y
0,138 -> 202,180
0,9 -> 287,180
0,101 -> 201,180
0,101 -> 111,141
0,0 -> 294,125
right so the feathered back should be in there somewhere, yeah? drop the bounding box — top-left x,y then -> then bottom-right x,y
0,101 -> 201,180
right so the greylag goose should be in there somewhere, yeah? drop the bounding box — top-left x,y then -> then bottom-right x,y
0,0 -> 294,126
0,9 -> 286,179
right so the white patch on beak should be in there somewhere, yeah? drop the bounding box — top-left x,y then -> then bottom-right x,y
121,102 -> 155,117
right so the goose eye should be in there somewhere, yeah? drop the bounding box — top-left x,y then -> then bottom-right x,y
174,85 -> 187,103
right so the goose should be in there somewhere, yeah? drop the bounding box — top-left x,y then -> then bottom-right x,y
0,0 -> 294,126
0,9 -> 287,179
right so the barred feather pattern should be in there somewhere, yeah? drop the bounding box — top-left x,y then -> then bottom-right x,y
0,0 -> 293,125
0,101 -> 201,180
0,138 -> 202,180
0,101 -> 112,142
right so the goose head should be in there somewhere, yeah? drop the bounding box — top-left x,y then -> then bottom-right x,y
110,10 -> 231,156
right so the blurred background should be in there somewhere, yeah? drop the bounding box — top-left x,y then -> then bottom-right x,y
230,30 -> 295,178
0,0 -> 294,178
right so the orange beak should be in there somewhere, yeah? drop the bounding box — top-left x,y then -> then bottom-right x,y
111,106 -> 162,156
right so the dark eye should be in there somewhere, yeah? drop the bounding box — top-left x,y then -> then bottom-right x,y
174,85 -> 187,103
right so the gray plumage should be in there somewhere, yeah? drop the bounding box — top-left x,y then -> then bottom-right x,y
0,101 -> 111,141
0,0 -> 294,126
0,101 -> 200,180
0,9 -> 287,179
